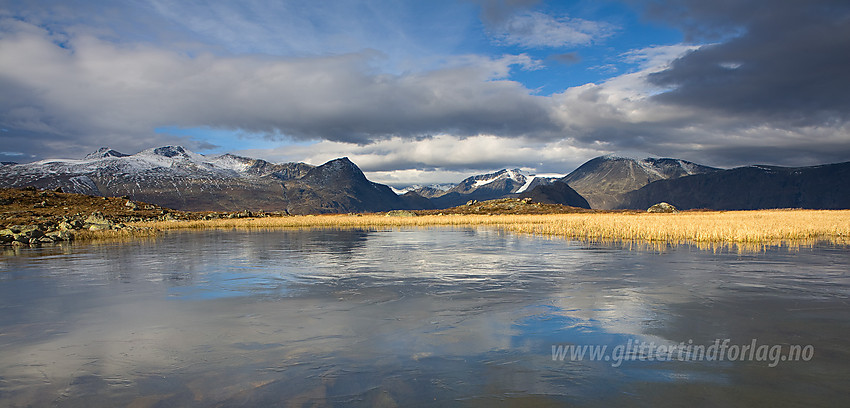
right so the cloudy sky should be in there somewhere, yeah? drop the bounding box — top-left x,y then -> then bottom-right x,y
1,0 -> 848,186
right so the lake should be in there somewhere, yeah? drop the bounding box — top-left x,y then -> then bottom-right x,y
1,228 -> 848,407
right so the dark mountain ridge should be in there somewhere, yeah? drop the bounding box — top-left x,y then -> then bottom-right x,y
619,161 -> 850,210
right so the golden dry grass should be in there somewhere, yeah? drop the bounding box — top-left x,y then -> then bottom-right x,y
132,209 -> 850,248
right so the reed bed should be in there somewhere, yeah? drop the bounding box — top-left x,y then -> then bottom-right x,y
133,209 -> 850,247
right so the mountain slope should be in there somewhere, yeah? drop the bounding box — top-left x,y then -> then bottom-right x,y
0,147 -> 406,213
619,162 -> 850,210
283,157 -> 407,214
561,155 -> 719,209
519,181 -> 590,208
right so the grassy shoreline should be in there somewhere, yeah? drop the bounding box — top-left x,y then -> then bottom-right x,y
132,209 -> 850,247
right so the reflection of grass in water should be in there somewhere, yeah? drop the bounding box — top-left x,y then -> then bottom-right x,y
131,209 -> 850,249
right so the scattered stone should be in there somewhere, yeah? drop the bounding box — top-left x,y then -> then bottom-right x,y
647,202 -> 679,213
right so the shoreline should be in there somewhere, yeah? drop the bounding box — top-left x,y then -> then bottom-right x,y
2,188 -> 849,250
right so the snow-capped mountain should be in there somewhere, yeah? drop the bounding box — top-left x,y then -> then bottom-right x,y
425,168 -> 559,208
0,146 -> 408,213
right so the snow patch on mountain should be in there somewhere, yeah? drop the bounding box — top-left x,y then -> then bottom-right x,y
208,154 -> 254,173
514,175 -> 537,194
391,183 -> 455,196
469,168 -> 526,188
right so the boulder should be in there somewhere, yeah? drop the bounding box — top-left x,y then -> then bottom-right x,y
46,230 -> 73,242
385,210 -> 416,217
85,211 -> 113,229
647,202 -> 679,213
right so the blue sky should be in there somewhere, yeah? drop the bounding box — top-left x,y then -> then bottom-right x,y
1,0 -> 848,186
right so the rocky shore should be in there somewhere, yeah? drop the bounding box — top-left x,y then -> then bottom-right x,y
0,187 -> 289,247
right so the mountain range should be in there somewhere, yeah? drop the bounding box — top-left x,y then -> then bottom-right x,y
1,146 -> 847,212
0,146 -> 407,214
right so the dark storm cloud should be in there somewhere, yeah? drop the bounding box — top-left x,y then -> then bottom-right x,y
0,19 -> 559,160
640,0 -> 850,125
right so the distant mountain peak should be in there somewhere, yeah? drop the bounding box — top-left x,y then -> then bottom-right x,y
300,157 -> 367,186
317,157 -> 361,174
150,145 -> 191,158
84,147 -> 128,160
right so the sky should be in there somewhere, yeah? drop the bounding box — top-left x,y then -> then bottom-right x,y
1,0 -> 849,186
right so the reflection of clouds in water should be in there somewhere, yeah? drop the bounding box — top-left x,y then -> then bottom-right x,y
1,230 -> 848,405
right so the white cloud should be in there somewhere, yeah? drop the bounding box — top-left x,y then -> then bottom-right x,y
491,11 -> 617,48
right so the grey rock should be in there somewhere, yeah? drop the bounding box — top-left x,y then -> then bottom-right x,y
647,202 -> 679,213
385,210 -> 416,217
